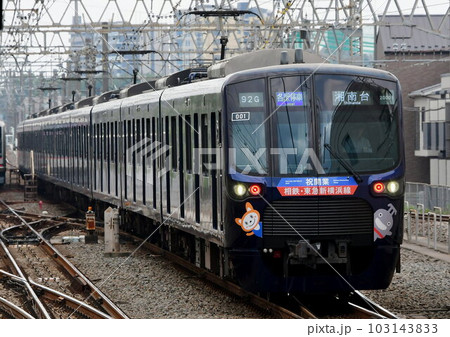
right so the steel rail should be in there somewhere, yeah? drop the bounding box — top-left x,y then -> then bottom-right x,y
29,279 -> 112,319
1,205 -> 396,319
0,200 -> 129,319
0,220 -> 42,244
0,240 -> 51,319
352,291 -> 398,319
2,215 -> 302,318
0,295 -> 35,319
0,269 -> 111,319
348,303 -> 391,319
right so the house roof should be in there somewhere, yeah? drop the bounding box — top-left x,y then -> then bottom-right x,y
377,15 -> 450,53
409,83 -> 441,98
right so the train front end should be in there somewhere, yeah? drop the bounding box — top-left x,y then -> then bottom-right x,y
222,64 -> 404,294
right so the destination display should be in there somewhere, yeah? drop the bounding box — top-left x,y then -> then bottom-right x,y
332,89 -> 396,106
332,90 -> 373,106
276,91 -> 304,106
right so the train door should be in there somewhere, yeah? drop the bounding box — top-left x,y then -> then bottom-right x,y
140,117 -> 146,205
135,117 -> 143,204
107,121 -> 111,195
184,113 -> 195,223
197,110 -> 220,230
69,119 -> 74,189
168,115 -> 180,218
161,115 -> 170,214
132,118 -> 136,202
144,117 -> 151,208
176,115 -> 184,219
125,118 -> 133,201
212,111 -> 222,230
110,120 -> 117,198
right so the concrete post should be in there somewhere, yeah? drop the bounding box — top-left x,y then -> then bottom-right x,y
104,207 -> 120,254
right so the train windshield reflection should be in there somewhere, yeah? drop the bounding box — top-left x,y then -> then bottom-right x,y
317,75 -> 400,174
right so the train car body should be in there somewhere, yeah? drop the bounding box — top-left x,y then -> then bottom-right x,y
17,50 -> 404,294
0,121 -> 6,185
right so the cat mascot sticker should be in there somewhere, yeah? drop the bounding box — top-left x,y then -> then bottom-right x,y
235,202 -> 263,238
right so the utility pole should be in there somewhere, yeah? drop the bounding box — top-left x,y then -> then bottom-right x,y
102,22 -> 109,93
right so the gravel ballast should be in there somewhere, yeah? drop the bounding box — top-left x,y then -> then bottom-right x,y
1,188 -> 449,319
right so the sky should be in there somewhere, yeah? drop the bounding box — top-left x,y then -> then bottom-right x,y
1,0 -> 449,75
3,0 -> 450,26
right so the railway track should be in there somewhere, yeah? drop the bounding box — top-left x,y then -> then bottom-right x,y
0,200 -> 396,319
120,232 -> 397,319
0,200 -> 129,319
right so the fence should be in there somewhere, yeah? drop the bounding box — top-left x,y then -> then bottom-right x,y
404,182 -> 450,254
405,182 -> 450,212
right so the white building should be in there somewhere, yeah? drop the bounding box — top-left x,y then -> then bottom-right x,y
410,73 -> 450,185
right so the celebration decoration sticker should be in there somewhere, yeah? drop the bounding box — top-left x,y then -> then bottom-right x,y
374,203 -> 397,241
235,202 -> 263,238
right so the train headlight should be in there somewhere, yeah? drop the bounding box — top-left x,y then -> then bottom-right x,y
233,183 -> 247,197
386,181 -> 400,194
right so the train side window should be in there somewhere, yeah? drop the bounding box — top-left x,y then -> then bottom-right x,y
86,125 -> 88,159
201,114 -> 208,174
77,127 -> 80,158
194,114 -> 199,169
136,119 -> 141,165
115,121 -> 118,163
99,124 -> 103,162
141,118 -> 145,162
78,126 -> 81,159
185,115 -> 192,173
142,117 -> 146,204
132,119 -> 136,199
164,116 -> 169,169
111,122 -> 115,163
127,120 -> 132,163
104,123 -> 108,161
123,120 -> 127,163
107,122 -> 110,161
146,118 -> 151,155
171,116 -> 177,170
80,126 -> 83,158
151,116 -> 157,210
210,112 -> 217,168
85,125 -> 89,186
93,124 -> 96,161
82,126 -> 86,159
78,126 -> 81,158
77,127 -> 81,158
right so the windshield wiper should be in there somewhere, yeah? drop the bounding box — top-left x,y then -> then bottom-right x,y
324,143 -> 362,183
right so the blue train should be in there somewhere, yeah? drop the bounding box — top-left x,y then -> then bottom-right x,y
17,49 -> 404,294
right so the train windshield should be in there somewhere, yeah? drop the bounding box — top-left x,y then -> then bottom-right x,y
226,74 -> 399,176
226,78 -> 269,175
316,75 -> 400,174
269,76 -> 312,175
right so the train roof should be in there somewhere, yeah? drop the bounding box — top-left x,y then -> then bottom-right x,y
224,62 -> 400,86
20,49 -> 399,125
